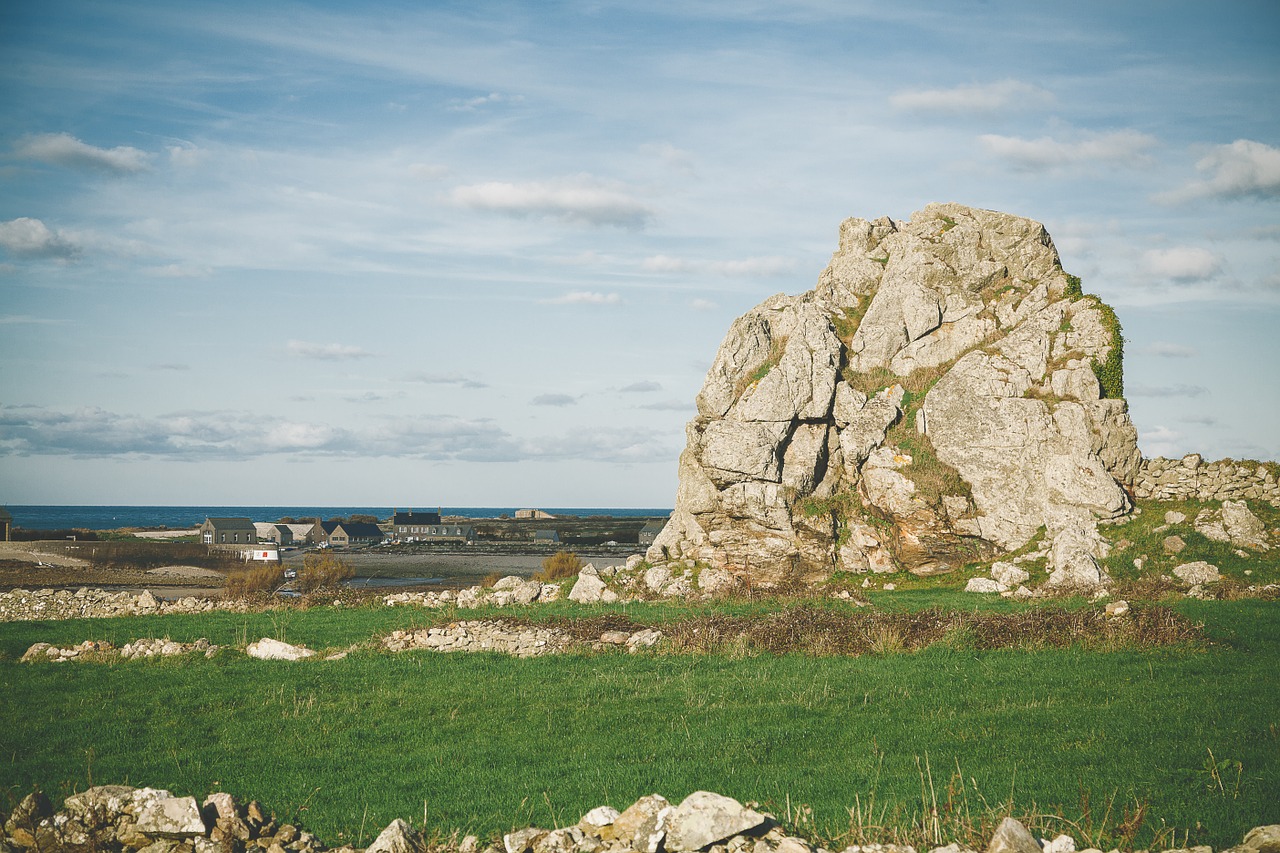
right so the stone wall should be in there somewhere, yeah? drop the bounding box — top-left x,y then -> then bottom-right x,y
1134,455 -> 1280,506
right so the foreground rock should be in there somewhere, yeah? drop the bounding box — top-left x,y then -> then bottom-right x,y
649,203 -> 1139,589
3,787 -> 1275,853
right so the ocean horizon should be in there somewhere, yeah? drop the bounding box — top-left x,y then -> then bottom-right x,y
3,505 -> 674,531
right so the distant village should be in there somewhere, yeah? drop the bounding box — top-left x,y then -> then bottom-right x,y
198,508 -> 666,562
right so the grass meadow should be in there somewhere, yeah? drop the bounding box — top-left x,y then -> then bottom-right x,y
1,596 -> 1277,850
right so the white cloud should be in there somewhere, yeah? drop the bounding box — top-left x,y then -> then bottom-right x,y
1141,247 -> 1224,282
1161,139 -> 1280,203
708,256 -> 798,277
450,176 -> 652,228
640,142 -> 695,173
286,339 -> 375,360
544,291 -> 622,305
1135,341 -> 1198,358
691,298 -> 717,311
890,79 -> 1054,114
641,254 -> 797,277
641,255 -> 694,273
980,129 -> 1157,171
167,144 -> 205,168
1138,425 -> 1184,458
447,92 -> 521,111
15,132 -> 151,173
0,217 -> 80,259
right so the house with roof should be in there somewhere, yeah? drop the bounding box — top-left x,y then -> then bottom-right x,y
319,520 -> 384,548
639,519 -> 667,547
392,509 -> 441,537
534,529 -> 560,544
201,517 -> 257,546
254,522 -> 295,546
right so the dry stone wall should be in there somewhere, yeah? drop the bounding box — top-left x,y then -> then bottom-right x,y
1134,455 -> 1280,505
4,785 -> 1278,853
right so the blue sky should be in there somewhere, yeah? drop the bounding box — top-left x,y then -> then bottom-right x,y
2,1 -> 1278,506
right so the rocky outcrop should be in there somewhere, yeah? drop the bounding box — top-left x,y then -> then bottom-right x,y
649,204 -> 1139,586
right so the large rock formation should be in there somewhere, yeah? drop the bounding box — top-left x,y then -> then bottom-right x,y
648,203 -> 1140,588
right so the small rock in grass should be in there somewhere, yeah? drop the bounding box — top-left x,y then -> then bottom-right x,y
986,817 -> 1040,853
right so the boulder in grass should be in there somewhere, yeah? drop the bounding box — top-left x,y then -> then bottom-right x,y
246,638 -> 315,660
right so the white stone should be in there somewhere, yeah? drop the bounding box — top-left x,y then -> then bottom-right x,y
665,792 -> 769,853
245,638 -> 315,661
1173,561 -> 1221,585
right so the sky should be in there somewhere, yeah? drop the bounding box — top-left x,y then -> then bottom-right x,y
1,1 -> 1278,507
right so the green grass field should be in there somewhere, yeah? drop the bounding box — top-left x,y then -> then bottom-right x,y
1,597 -> 1277,851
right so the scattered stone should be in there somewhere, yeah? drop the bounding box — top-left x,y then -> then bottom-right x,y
1105,600 -> 1130,617
1242,825 -> 1280,853
1172,561 -> 1221,585
135,795 -> 207,839
1162,535 -> 1186,555
986,817 -> 1041,853
246,638 -> 315,661
1042,835 -> 1075,853
665,792 -> 770,853
990,562 -> 1029,587
366,819 -> 422,853
569,573 -> 609,604
965,578 -> 1005,594
1165,511 -> 1186,525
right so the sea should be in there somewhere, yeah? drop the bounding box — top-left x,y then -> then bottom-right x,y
4,506 -> 672,531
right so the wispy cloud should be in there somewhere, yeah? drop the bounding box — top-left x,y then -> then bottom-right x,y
0,403 -> 677,464
1135,341 -> 1198,358
1128,383 -> 1209,398
691,298 -> 718,311
14,132 -> 151,173
641,255 -> 797,277
1138,425 -> 1184,458
151,363 -> 191,372
1160,139 -> 1280,203
543,291 -> 621,305
143,264 -> 212,278
531,393 -> 578,407
447,92 -> 522,111
286,340 -> 375,360
401,372 -> 487,389
0,218 -> 80,259
640,142 -> 695,173
0,314 -> 63,325
619,381 -> 662,393
450,176 -> 652,228
1141,247 -> 1224,282
980,129 -> 1157,171
890,79 -> 1054,114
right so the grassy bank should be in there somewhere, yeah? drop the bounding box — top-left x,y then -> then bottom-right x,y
1,598 -> 1277,850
